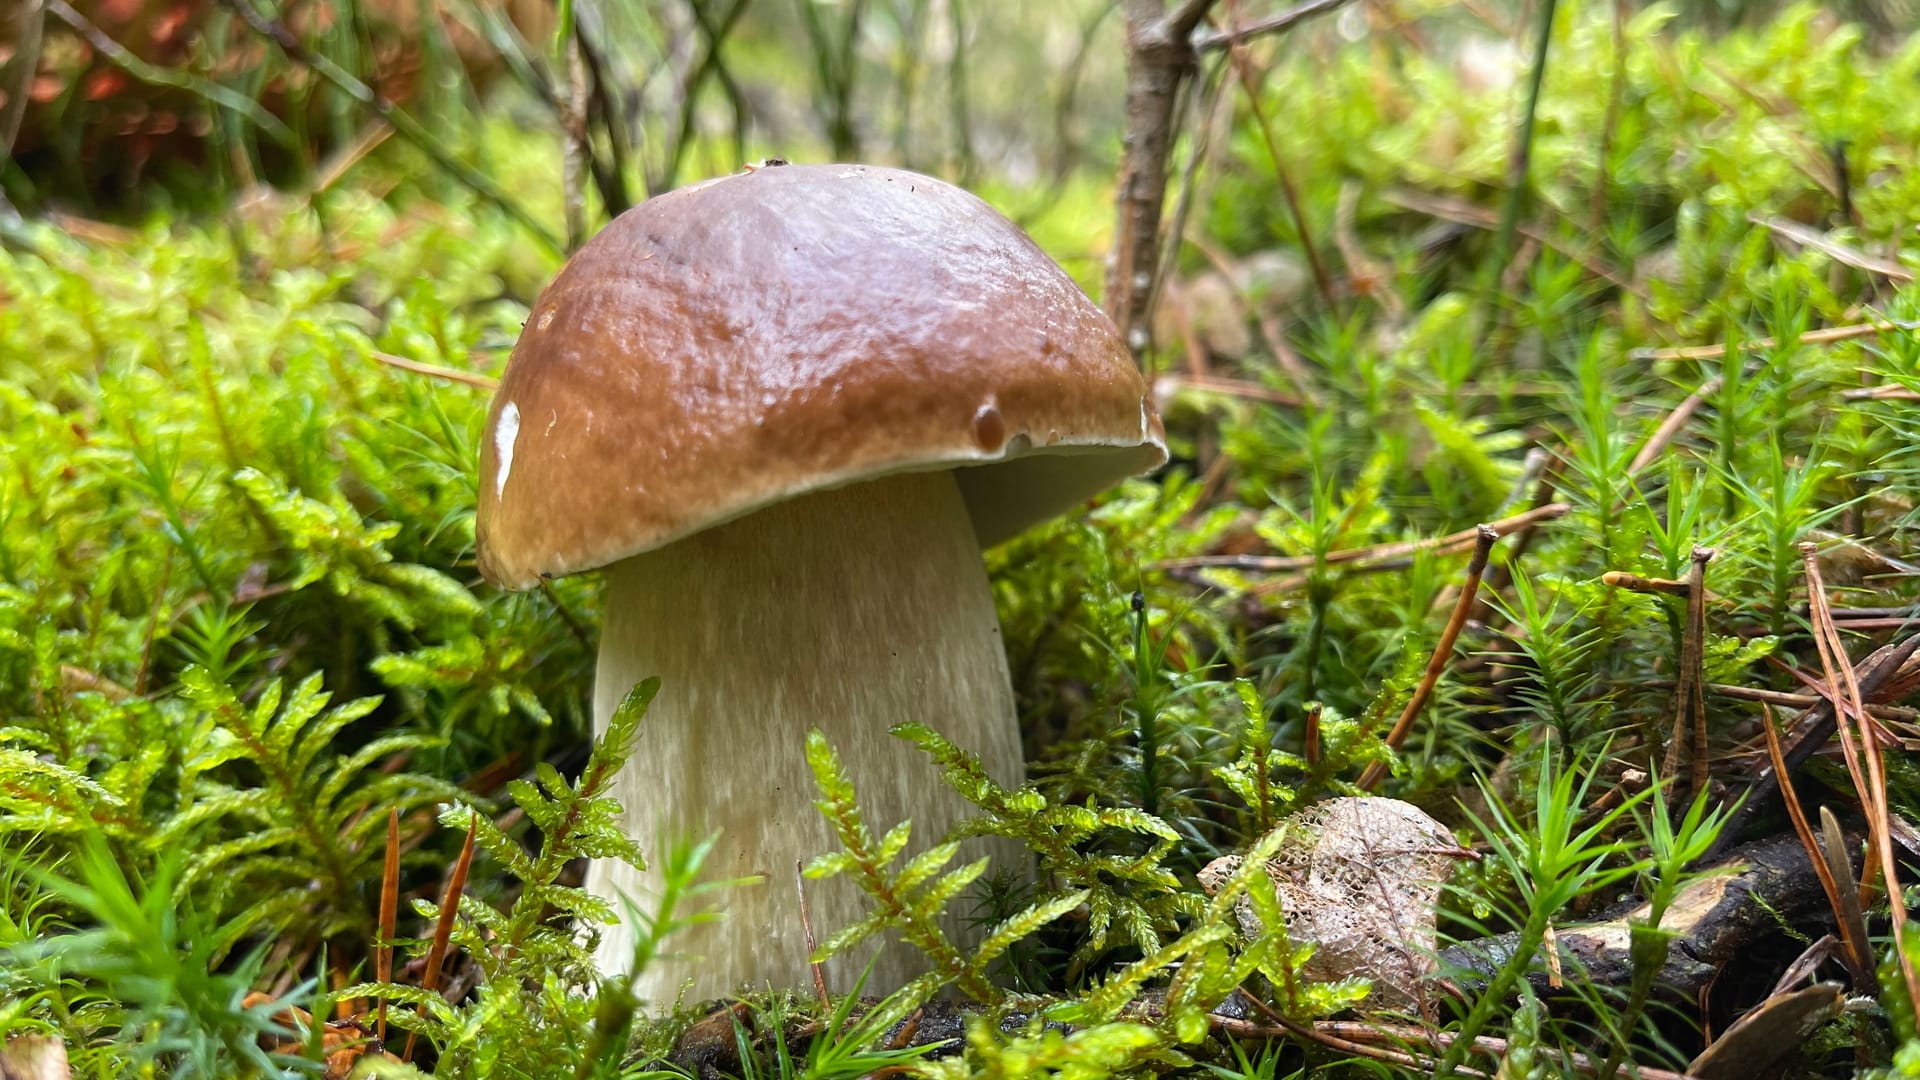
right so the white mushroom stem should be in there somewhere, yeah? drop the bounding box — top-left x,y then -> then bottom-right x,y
588,469 -> 1027,1005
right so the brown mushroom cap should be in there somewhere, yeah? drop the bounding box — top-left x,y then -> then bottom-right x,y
476,163 -> 1166,590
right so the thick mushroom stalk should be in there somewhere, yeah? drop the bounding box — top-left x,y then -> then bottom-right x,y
589,469 -> 1024,1003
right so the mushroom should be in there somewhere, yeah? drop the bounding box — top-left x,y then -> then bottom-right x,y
475,163 -> 1165,1003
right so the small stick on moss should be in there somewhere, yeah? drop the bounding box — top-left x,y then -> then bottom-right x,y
1750,214 -> 1913,282
1843,385 -> 1920,402
1228,991 -> 1486,1078
1802,542 -> 1920,1029
403,810 -> 478,1063
1357,525 -> 1499,790
1760,702 -> 1870,985
1702,633 -> 1920,863
1154,372 -> 1304,407
795,860 -> 830,1012
1657,547 -> 1713,796
1690,682 -> 1918,722
1627,375 -> 1720,476
1601,570 -> 1701,599
1160,502 -> 1566,572
1632,319 -> 1917,362
1194,0 -> 1355,51
1217,16 -> 1333,309
1310,1020 -> 1698,1080
45,0 -> 295,147
886,1008 -> 923,1051
215,0 -> 563,255
369,351 -> 501,391
377,807 -> 400,1046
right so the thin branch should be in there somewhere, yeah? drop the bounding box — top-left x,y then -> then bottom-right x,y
1219,8 -> 1334,308
0,0 -> 45,175
1704,633 -> 1920,862
1154,372 -> 1304,407
1167,0 -> 1221,36
1631,319 -> 1917,362
1659,547 -> 1713,796
1357,525 -> 1500,790
1194,0 -> 1355,51
1802,543 -> 1920,1028
404,811 -> 478,1062
1383,188 -> 1640,295
47,0 -> 294,147
216,0 -> 562,255
1699,682 -> 1917,721
1488,0 -> 1558,280
1751,213 -> 1914,282
1107,1 -> 1203,357
660,0 -> 750,193
369,351 -> 500,391
1628,375 -> 1719,475
377,808 -> 400,1044
1158,501 -> 1565,572
557,0 -> 592,249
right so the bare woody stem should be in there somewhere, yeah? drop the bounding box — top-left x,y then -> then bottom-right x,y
1357,525 -> 1499,791
1106,1 -> 1213,356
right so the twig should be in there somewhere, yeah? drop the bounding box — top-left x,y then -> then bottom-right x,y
1750,214 -> 1913,282
537,581 -> 595,653
369,351 -> 500,391
1106,0 -> 1217,356
1194,0 -> 1356,51
404,810 -> 478,1062
377,808 -> 400,1044
1631,319 -> 1916,361
796,860 -> 830,1011
1154,372 -> 1304,407
1695,682 -> 1917,722
1628,375 -> 1720,476
1842,384 -> 1920,401
0,0 -> 44,177
1158,502 -> 1565,572
46,0 -> 295,147
1218,6 -> 1334,308
1148,51 -> 1231,362
1802,543 -> 1920,1028
216,0 -> 562,255
1601,571 -> 1704,599
572,13 -> 631,217
1659,547 -> 1713,796
557,3 -> 592,250
1489,0 -> 1558,282
1314,1020 -> 1697,1080
1357,525 -> 1500,790
1383,188 -> 1639,295
1212,1014 -> 1487,1077
660,0 -> 751,193
1705,633 -> 1920,861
